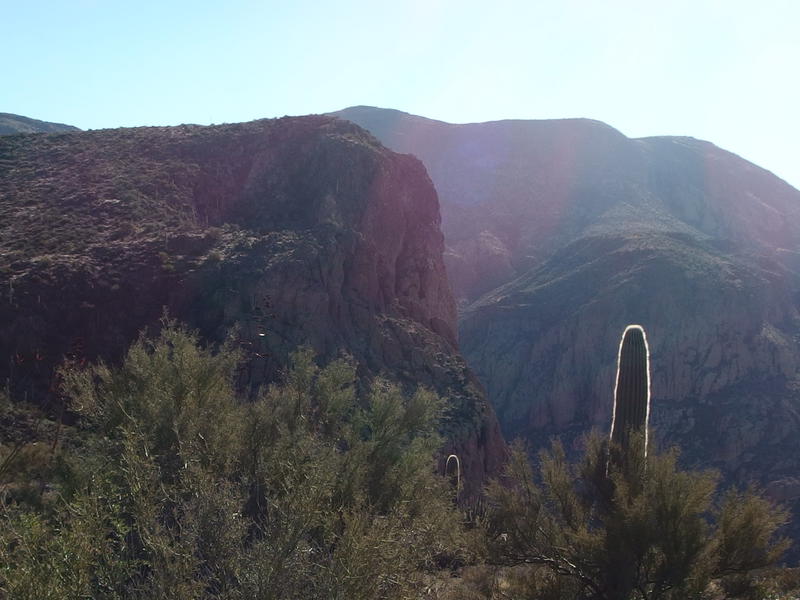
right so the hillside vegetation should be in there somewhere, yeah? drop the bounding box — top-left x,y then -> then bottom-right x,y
0,113 -> 79,135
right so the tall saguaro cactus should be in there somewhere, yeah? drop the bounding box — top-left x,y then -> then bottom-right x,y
609,324 -> 651,457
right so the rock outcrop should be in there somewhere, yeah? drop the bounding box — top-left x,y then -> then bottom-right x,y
0,116 -> 504,493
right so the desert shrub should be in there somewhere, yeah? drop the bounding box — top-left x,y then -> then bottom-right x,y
0,393 -> 63,509
485,434 -> 789,600
0,323 -> 465,599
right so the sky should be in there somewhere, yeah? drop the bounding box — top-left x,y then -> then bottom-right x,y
3,0 -> 799,189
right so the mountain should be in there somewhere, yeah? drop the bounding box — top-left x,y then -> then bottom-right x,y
0,116 -> 504,493
331,106 -> 800,517
0,112 -> 79,135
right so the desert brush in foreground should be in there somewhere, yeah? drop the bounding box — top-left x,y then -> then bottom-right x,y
0,322 -> 474,599
0,323 -> 795,599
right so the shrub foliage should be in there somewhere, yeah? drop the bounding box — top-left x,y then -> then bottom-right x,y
0,324 -> 464,599
486,434 -> 789,599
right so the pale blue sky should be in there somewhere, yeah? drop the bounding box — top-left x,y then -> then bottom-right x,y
3,0 -> 799,188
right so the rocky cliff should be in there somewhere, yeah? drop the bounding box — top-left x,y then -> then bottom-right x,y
0,116 -> 505,492
333,106 -> 800,530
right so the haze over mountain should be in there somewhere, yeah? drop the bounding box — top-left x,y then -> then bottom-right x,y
333,106 -> 800,516
0,112 -> 79,135
0,116 -> 504,491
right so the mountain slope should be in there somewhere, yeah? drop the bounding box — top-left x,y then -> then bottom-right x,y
332,106 -> 800,510
0,116 -> 504,492
332,106 -> 800,301
0,112 -> 79,134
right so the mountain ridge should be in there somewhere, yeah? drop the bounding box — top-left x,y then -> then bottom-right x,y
331,106 -> 800,546
335,105 -> 795,187
331,105 -> 800,298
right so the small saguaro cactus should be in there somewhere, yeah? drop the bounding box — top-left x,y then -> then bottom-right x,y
609,324 -> 651,457
445,453 -> 461,493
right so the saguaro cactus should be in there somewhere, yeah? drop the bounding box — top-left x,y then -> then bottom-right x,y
609,324 -> 651,457
445,453 -> 461,492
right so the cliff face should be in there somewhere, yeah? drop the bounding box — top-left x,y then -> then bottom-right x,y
0,116 -> 504,492
461,233 -> 800,470
333,106 -> 800,522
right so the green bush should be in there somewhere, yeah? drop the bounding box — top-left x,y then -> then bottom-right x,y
0,323 -> 466,599
485,434 -> 789,600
